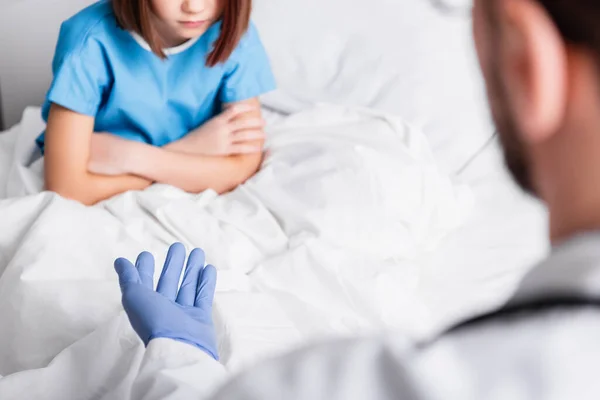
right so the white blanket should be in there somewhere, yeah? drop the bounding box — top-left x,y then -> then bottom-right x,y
0,105 -> 470,397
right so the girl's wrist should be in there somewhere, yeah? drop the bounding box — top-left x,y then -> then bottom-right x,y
125,140 -> 153,177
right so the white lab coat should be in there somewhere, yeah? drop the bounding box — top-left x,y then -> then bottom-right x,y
135,232 -> 600,400
3,232 -> 600,399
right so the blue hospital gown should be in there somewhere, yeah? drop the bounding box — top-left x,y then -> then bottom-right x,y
37,0 -> 276,151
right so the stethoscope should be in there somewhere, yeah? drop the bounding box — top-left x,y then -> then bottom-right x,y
446,295 -> 600,334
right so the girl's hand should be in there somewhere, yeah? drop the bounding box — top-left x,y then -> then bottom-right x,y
183,104 -> 266,156
88,133 -> 139,176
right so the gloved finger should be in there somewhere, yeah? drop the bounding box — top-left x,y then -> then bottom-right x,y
114,258 -> 140,290
195,264 -> 217,310
135,251 -> 155,290
156,242 -> 186,301
176,248 -> 205,306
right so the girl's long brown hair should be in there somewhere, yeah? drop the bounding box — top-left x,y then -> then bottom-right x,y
112,0 -> 251,67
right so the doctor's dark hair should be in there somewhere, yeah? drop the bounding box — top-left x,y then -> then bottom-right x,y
540,1 -> 600,64
112,0 -> 252,67
488,0 -> 600,62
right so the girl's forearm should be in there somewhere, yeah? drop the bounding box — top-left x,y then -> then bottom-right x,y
43,104 -> 152,206
163,137 -> 195,154
163,99 -> 264,156
129,143 -> 263,194
46,171 -> 152,206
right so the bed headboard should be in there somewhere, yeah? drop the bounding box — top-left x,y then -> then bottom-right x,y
0,0 -> 96,129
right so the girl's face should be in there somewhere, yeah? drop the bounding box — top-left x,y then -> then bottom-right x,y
151,0 -> 223,46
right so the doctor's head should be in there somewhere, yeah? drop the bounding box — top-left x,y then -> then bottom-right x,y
469,0 -> 600,200
112,0 -> 251,66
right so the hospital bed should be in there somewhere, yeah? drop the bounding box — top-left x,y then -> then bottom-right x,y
0,0 -> 549,396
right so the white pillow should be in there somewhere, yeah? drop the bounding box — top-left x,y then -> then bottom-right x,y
253,0 -> 494,174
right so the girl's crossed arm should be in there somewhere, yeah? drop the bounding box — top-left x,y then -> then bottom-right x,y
44,104 -> 153,206
88,98 -> 267,195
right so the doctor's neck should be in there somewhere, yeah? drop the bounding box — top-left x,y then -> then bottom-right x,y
529,52 -> 600,245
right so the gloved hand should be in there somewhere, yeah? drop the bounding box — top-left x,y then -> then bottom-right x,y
114,242 -> 219,360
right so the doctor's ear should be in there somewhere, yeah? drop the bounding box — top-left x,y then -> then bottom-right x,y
497,0 -> 568,144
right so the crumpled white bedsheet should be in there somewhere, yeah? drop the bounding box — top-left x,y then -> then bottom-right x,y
0,105 -> 471,398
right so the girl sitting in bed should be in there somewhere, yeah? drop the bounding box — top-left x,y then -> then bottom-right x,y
38,0 -> 275,205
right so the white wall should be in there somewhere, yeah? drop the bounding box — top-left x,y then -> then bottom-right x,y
0,0 -> 95,129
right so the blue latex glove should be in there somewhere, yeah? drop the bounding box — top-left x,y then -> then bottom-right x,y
114,242 -> 219,360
